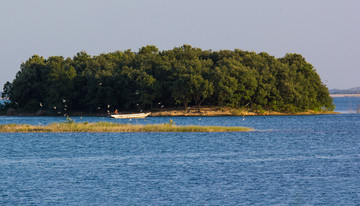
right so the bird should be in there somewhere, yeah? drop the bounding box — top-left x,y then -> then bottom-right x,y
39,102 -> 43,107
54,106 -> 57,110
99,82 -> 102,86
107,104 -> 110,108
62,99 -> 66,103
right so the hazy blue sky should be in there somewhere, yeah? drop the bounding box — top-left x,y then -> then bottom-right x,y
1,0 -> 359,89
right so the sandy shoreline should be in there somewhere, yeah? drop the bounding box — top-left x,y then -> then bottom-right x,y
1,107 -> 338,117
149,107 -> 338,117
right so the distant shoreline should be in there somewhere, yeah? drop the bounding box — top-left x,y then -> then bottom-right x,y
330,94 -> 360,97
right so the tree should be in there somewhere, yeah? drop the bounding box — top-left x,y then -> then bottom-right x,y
190,74 -> 214,112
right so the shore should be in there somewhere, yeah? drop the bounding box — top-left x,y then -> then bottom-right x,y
1,106 -> 339,117
330,94 -> 360,97
149,107 -> 338,117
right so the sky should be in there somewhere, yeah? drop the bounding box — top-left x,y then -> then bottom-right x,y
0,0 -> 359,90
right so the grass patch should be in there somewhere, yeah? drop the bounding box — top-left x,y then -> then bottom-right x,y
0,122 -> 253,133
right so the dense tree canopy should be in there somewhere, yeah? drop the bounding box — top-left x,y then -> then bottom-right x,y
1,45 -> 334,114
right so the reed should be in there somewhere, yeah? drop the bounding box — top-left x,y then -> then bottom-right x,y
0,122 -> 252,133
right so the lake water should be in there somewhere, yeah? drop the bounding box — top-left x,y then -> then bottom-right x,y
1,98 -> 360,205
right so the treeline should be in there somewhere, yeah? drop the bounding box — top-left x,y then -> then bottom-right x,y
1,45 -> 334,114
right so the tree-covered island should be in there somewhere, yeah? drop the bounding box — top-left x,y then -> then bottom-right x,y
1,45 -> 334,116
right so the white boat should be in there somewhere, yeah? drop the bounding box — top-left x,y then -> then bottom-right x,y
110,112 -> 151,119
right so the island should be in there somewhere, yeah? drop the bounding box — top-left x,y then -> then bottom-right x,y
1,45 -> 334,116
0,122 -> 253,133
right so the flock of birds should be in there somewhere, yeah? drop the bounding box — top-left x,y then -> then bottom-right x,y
35,82 -> 247,123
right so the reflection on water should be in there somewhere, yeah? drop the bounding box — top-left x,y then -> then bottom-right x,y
333,97 -> 360,113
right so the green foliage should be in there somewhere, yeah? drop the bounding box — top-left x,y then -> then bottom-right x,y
168,119 -> 175,125
2,45 -> 334,113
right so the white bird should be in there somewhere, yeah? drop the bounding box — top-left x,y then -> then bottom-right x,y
98,107 -> 101,110
39,102 -> 43,107
99,82 -> 102,86
62,99 -> 66,103
54,106 -> 57,110
161,105 -> 164,108
107,104 -> 110,108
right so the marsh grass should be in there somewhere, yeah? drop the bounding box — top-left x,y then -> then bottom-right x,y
0,122 -> 252,133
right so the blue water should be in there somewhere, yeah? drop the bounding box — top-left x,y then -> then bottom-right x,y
333,96 -> 360,113
1,99 -> 360,205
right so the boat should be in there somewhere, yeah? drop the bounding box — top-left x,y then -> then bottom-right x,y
110,112 -> 151,119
